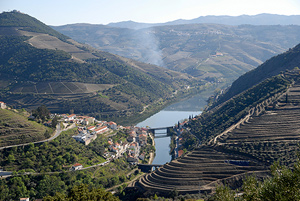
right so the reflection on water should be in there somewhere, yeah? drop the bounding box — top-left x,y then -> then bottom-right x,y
136,111 -> 201,128
137,110 -> 201,165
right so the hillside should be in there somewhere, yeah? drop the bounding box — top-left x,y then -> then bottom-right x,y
136,40 -> 300,194
0,109 -> 52,147
53,23 -> 300,84
0,11 -> 200,125
217,43 -> 300,104
137,68 -> 300,195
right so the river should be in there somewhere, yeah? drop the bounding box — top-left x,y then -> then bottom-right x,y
136,93 -> 208,165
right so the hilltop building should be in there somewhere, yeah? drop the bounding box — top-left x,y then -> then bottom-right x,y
0,101 -> 6,109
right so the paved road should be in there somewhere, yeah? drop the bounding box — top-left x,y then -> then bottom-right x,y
0,171 -> 12,177
0,123 -> 76,150
0,123 -> 77,178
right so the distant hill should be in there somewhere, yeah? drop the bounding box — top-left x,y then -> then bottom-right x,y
107,14 -> 300,29
0,11 -> 199,125
53,23 -> 300,84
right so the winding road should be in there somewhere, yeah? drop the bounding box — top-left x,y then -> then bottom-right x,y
0,123 -> 76,151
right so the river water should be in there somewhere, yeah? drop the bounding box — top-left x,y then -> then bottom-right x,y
136,93 -> 208,165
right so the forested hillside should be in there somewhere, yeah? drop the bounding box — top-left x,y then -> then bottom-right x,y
0,11 -> 201,124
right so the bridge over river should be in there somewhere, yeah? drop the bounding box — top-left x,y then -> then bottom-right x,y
147,126 -> 174,136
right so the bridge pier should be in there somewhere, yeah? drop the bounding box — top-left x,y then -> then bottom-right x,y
138,164 -> 162,173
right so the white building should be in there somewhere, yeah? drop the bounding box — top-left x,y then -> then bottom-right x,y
0,101 -> 6,109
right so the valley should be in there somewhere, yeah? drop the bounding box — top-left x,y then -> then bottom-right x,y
0,11 -> 204,125
136,69 -> 300,195
54,23 -> 300,85
2,9 -> 300,200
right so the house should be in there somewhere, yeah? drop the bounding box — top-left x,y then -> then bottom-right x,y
83,133 -> 97,145
139,134 -> 147,141
72,163 -> 83,170
0,101 -> 6,109
139,153 -> 145,160
127,155 -> 138,163
129,142 -> 138,149
178,150 -> 184,157
72,131 -> 97,145
87,126 -> 96,131
94,126 -> 109,134
127,135 -> 135,142
115,143 -> 121,149
20,198 -> 29,201
84,116 -> 95,125
44,120 -> 52,127
107,121 -> 117,130
67,114 -> 76,121
78,116 -> 95,125
111,147 -> 118,153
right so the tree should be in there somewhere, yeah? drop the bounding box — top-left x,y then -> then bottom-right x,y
7,153 -> 15,164
212,160 -> 300,201
51,116 -> 58,128
214,185 -> 235,201
43,184 -> 119,201
32,105 -> 50,123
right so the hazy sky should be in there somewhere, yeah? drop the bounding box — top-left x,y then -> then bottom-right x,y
1,0 -> 300,25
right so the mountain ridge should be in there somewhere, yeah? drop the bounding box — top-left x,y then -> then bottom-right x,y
107,13 -> 300,29
53,22 -> 300,85
0,11 -> 200,125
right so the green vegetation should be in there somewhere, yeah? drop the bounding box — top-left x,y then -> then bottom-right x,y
218,43 -> 300,104
0,109 -> 52,147
188,75 -> 291,143
0,11 -> 204,125
0,128 -> 139,200
32,105 -> 50,123
212,160 -> 300,201
43,184 -> 119,201
0,35 -> 118,83
0,167 -> 128,200
0,128 -> 107,172
0,11 -> 69,41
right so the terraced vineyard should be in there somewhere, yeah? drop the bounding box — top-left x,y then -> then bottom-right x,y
138,146 -> 267,194
137,74 -> 300,195
0,109 -> 51,147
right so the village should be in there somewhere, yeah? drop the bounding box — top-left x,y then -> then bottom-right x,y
58,113 -> 151,167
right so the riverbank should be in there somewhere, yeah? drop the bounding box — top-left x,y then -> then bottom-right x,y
114,81 -> 221,126
148,132 -> 155,164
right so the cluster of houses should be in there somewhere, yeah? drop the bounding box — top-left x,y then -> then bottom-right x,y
53,113 -> 151,163
58,113 -> 118,145
106,126 -> 149,164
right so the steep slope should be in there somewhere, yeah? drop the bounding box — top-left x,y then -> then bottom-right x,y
136,41 -> 300,195
218,43 -> 300,104
0,11 -> 200,125
0,109 -> 52,147
53,23 -> 300,84
137,65 -> 300,195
